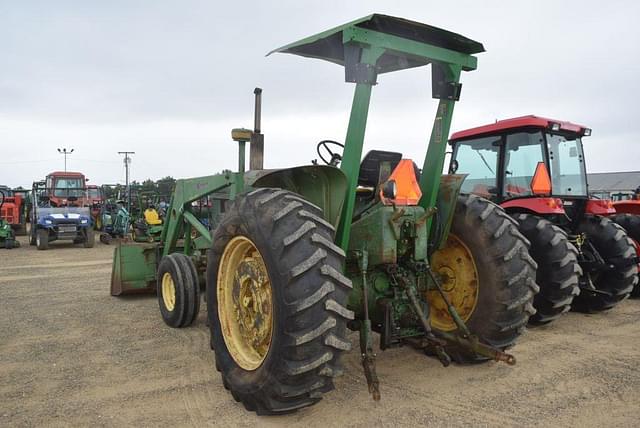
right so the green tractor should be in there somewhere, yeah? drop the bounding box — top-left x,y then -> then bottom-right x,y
111,14 -> 538,414
131,190 -> 164,243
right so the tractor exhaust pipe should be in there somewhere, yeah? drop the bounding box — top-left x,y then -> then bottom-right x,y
250,88 -> 264,170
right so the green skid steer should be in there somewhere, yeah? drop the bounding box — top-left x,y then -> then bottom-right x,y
111,14 -> 538,414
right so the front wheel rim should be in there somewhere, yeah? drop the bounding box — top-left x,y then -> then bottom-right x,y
161,272 -> 176,311
217,236 -> 273,371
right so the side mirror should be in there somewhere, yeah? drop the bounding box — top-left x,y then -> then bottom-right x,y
449,159 -> 459,174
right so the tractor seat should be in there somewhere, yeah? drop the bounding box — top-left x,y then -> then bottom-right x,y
358,150 -> 403,187
144,208 -> 162,225
357,150 -> 421,188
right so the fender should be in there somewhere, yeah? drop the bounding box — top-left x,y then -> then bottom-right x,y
432,174 -> 467,251
612,200 -> 640,215
246,165 -> 348,229
501,197 -> 565,215
584,199 -> 616,215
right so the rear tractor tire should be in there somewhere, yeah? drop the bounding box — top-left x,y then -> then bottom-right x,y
571,215 -> 638,312
513,214 -> 581,324
157,253 -> 200,328
610,213 -> 640,297
36,229 -> 49,250
430,194 -> 539,363
207,188 -> 353,415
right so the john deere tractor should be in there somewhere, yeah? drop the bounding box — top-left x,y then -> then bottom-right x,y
111,15 -> 538,414
449,116 -> 639,321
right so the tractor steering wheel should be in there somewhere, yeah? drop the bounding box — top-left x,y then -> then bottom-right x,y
316,140 -> 345,166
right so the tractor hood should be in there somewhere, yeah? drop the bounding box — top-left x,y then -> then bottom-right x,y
268,14 -> 485,73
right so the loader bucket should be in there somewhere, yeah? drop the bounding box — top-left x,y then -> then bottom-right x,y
110,241 -> 158,296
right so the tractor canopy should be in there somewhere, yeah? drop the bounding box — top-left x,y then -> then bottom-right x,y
268,14 -> 484,74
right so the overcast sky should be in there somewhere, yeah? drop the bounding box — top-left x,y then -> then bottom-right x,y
1,1 -> 639,187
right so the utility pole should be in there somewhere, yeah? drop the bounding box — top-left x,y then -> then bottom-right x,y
57,148 -> 74,172
118,151 -> 135,214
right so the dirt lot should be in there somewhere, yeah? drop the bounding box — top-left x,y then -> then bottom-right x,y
1,235 -> 639,427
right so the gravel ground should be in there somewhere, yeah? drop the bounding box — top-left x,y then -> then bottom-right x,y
1,234 -> 639,427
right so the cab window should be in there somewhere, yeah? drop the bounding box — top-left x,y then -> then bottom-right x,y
504,131 -> 545,198
453,136 -> 501,200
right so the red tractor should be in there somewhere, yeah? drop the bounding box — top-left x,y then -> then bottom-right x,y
87,184 -> 104,227
609,188 -> 640,255
44,171 -> 90,207
0,185 -> 27,235
448,115 -> 639,324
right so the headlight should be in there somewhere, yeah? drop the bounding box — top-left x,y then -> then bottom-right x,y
382,180 -> 398,199
81,219 -> 88,224
45,219 -> 52,225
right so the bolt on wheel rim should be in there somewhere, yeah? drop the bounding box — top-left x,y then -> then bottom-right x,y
427,233 -> 479,331
162,272 -> 176,311
217,236 -> 273,371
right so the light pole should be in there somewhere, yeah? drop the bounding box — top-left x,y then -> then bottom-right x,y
57,148 -> 74,172
118,151 -> 135,214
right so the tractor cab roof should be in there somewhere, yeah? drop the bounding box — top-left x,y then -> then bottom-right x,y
47,171 -> 85,178
450,115 -> 588,141
268,13 -> 484,74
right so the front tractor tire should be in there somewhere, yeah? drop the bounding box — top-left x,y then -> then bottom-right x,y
157,253 -> 200,328
571,216 -> 638,312
513,214 -> 581,324
207,188 -> 353,415
431,194 -> 539,363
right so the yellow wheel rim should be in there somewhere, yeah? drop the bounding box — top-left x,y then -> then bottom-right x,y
217,236 -> 273,371
427,234 -> 479,331
161,272 -> 176,311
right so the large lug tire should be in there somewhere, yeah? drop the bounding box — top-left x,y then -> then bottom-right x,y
610,213 -> 640,297
572,215 -> 638,312
157,253 -> 200,328
83,228 -> 95,248
36,229 -> 49,250
513,214 -> 581,324
207,188 -> 353,415
435,194 -> 539,363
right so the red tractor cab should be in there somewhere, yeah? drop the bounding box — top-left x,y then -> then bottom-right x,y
45,172 -> 89,207
449,115 -> 639,322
